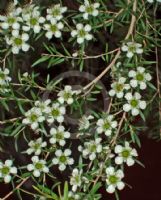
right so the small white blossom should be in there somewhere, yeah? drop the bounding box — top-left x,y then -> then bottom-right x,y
47,103 -> 66,124
0,160 -> 17,183
0,8 -> 22,30
44,19 -> 64,39
121,42 -> 143,58
71,24 -> 93,44
57,85 -> 76,105
106,166 -> 125,193
26,138 -> 47,155
96,115 -> 117,136
68,191 -> 80,200
52,149 -> 74,171
49,125 -> 70,146
35,99 -> 51,114
46,4 -> 67,21
6,31 -> 30,54
78,138 -> 102,160
109,77 -> 130,98
0,68 -> 11,93
70,168 -> 82,192
79,0 -> 100,19
22,107 -> 45,130
115,142 -> 138,166
22,7 -> 45,33
123,92 -> 146,116
128,67 -> 152,90
27,156 -> 49,177
79,115 -> 94,131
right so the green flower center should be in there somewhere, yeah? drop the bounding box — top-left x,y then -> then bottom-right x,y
103,121 -> 110,130
0,73 -> 5,79
14,38 -> 22,46
109,175 -> 118,184
52,8 -> 61,16
122,150 -> 130,158
78,29 -> 86,37
52,109 -> 60,117
59,155 -> 67,163
30,18 -> 38,26
30,114 -> 38,122
86,6 -> 94,14
115,83 -> 124,92
136,73 -> 144,81
56,132 -> 64,140
33,143 -> 41,150
1,166 -> 10,175
8,17 -> 15,24
128,44 -> 136,52
64,92 -> 71,100
35,162 -> 43,170
130,99 -> 138,108
50,25 -> 57,32
89,144 -> 96,152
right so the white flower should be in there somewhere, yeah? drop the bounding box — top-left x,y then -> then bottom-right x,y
123,92 -> 146,116
106,166 -> 125,193
22,7 -> 45,34
147,0 -> 161,2
47,103 -> 66,124
52,149 -> 74,171
78,138 -> 102,160
128,67 -> 152,90
44,19 -> 64,39
0,68 -> 11,93
68,191 -> 80,200
79,0 -> 100,19
57,85 -> 75,105
27,156 -> 49,177
96,115 -> 117,136
121,42 -> 143,58
71,24 -> 93,44
0,8 -> 22,30
70,168 -> 82,192
49,125 -> 70,146
34,99 -> 51,114
26,138 -> 47,156
115,142 -> 138,166
0,160 -> 17,183
79,115 -> 94,131
22,107 -> 45,130
6,31 -> 30,54
46,4 -> 67,21
109,77 -> 130,98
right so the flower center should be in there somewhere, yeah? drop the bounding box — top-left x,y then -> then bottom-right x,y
59,155 -> 67,163
115,83 -> 124,92
56,132 -> 63,140
130,99 -> 138,107
30,18 -> 38,26
1,166 -> 10,175
78,29 -> 86,37
109,175 -> 118,184
14,38 -> 23,46
89,144 -> 96,152
50,25 -> 57,32
52,109 -> 60,117
128,44 -> 136,52
52,8 -> 61,16
30,114 -> 38,122
103,121 -> 110,130
86,6 -> 94,14
64,92 -> 71,100
0,73 -> 5,80
33,143 -> 41,150
136,73 -> 144,81
8,17 -> 15,24
35,162 -> 43,170
121,150 -> 130,158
